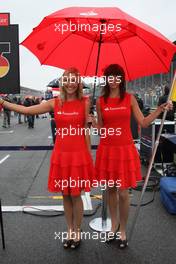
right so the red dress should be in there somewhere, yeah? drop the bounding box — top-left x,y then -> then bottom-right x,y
48,97 -> 94,196
95,93 -> 142,189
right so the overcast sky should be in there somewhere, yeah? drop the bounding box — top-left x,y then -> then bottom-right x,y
0,0 -> 176,91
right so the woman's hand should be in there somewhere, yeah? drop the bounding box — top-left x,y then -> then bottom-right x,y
131,95 -> 173,128
0,98 -> 5,106
158,100 -> 173,113
87,114 -> 97,127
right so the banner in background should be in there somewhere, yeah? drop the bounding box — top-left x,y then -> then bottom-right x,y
0,13 -> 10,26
0,13 -> 20,94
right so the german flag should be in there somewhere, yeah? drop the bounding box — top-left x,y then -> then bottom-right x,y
0,55 -> 10,78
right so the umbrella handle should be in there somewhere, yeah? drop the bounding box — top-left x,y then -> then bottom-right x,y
87,22 -> 103,127
87,107 -> 94,127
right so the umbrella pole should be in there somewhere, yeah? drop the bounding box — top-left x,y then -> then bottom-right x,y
129,73 -> 176,242
90,21 -> 104,112
89,190 -> 111,232
89,21 -> 111,232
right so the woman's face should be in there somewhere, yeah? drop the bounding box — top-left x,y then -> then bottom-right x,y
62,73 -> 79,95
107,75 -> 121,90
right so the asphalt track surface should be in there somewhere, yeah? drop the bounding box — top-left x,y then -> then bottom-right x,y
0,114 -> 176,264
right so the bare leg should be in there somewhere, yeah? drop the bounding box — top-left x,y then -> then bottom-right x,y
71,195 -> 83,241
118,189 -> 130,240
63,195 -> 74,239
108,186 -> 120,232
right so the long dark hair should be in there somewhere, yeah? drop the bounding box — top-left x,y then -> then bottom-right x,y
102,64 -> 126,103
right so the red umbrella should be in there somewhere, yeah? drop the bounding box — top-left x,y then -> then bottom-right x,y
21,7 -> 176,80
21,7 -> 176,239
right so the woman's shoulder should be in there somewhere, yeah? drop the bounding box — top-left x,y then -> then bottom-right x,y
124,92 -> 133,103
48,96 -> 60,110
82,95 -> 91,105
97,95 -> 104,103
95,96 -> 104,111
125,92 -> 136,99
124,92 -> 132,98
82,95 -> 90,100
124,93 -> 137,106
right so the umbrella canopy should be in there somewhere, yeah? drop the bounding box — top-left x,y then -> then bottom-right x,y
21,7 -> 176,80
47,78 -> 60,88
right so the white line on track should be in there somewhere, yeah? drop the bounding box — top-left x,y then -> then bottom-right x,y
2,205 -> 65,212
2,193 -> 92,212
0,130 -> 14,134
0,154 -> 10,164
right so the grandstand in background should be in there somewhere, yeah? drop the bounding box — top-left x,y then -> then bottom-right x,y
126,39 -> 176,107
13,86 -> 44,98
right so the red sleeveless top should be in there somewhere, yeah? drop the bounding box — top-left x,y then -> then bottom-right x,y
47,96 -> 94,196
99,93 -> 133,146
95,93 -> 142,189
53,97 -> 88,152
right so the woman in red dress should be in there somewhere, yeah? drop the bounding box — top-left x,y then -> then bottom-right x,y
48,68 -> 94,248
88,64 -> 173,248
0,67 -> 94,249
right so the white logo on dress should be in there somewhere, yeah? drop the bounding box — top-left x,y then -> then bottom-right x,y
57,111 -> 79,115
80,10 -> 98,16
104,107 -> 127,111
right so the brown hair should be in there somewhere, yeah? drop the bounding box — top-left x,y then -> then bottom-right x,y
102,64 -> 126,103
60,67 -> 83,103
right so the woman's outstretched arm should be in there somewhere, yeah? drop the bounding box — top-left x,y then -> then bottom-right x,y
131,95 -> 173,128
0,98 -> 54,115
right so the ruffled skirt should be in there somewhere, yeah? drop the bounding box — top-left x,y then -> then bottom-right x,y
48,148 -> 94,196
95,143 -> 142,189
